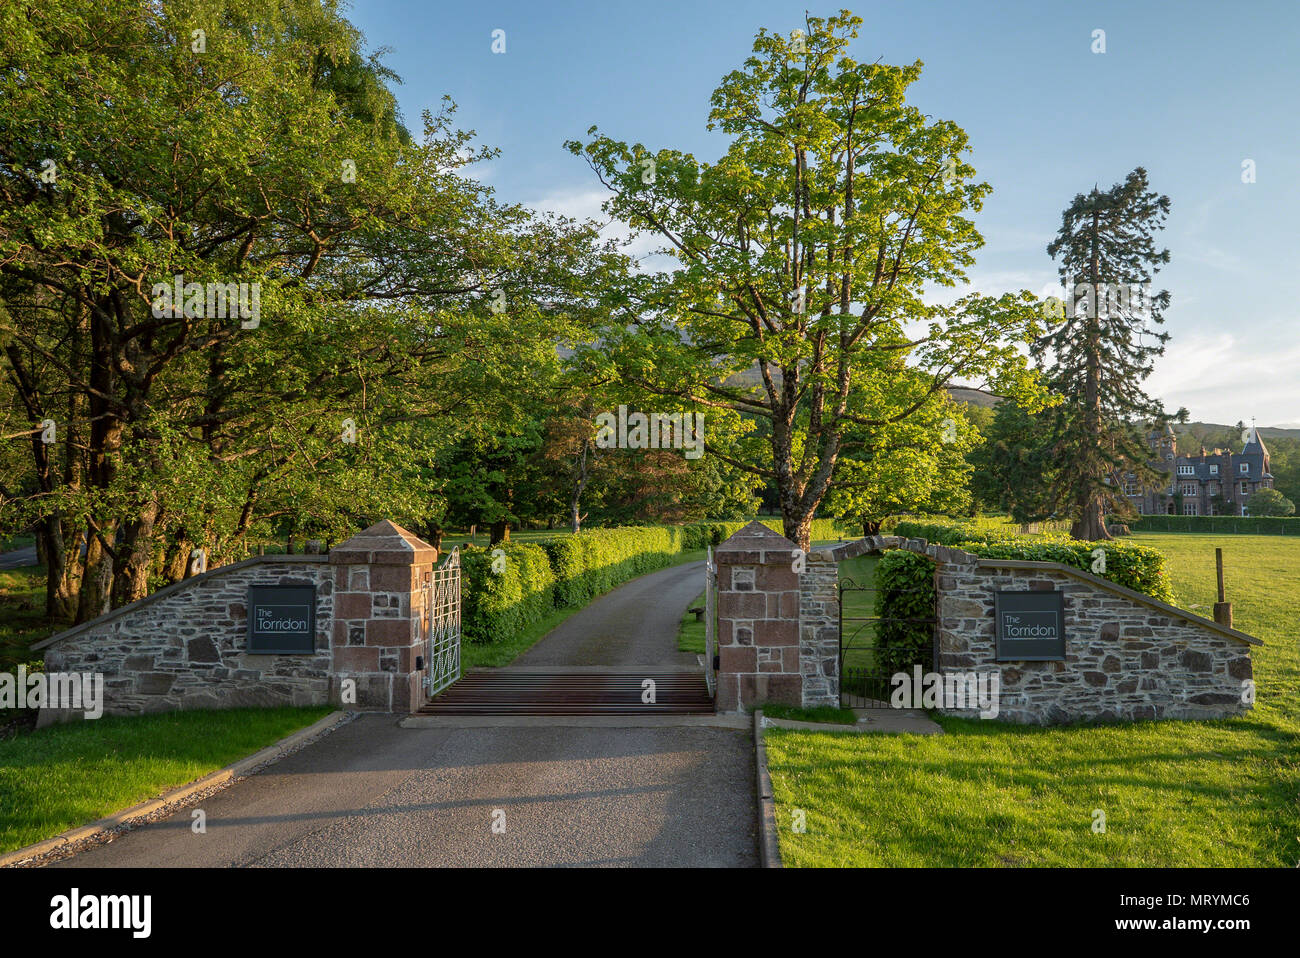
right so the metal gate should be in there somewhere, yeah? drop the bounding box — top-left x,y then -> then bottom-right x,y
423,548 -> 461,698
704,545 -> 716,698
839,575 -> 936,709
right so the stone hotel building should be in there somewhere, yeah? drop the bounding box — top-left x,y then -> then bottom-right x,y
1119,423 -> 1274,517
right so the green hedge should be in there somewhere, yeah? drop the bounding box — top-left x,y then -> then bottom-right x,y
872,550 -> 937,673
460,542 -> 556,645
463,525 -> 685,645
891,519 -> 1174,603
1125,514 -> 1300,535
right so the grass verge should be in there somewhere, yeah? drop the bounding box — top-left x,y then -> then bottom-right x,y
760,703 -> 858,725
0,705 -> 333,855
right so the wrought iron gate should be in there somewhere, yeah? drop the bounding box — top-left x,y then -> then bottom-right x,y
423,548 -> 461,698
839,576 -> 936,709
704,545 -> 716,698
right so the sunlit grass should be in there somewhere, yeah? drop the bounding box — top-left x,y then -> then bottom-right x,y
0,706 -> 332,854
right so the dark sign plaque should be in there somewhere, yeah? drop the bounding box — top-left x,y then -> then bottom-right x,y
246,584 -> 316,654
994,590 -> 1065,661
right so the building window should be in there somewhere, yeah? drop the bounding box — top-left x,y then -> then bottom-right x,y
1209,465 -> 1218,475
1183,502 -> 1198,515
1240,481 -> 1249,495
1208,483 -> 1219,496
1181,483 -> 1198,496
1124,481 -> 1140,496
1178,465 -> 1194,476
1240,463 -> 1249,474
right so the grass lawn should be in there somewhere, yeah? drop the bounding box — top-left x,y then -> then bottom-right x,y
0,706 -> 333,855
765,531 -> 1300,867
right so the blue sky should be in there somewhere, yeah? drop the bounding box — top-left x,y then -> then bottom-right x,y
346,0 -> 1300,428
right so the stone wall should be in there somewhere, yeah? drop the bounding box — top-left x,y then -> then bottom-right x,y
38,556 -> 334,716
35,520 -> 443,719
940,556 -> 1256,724
715,529 -> 1259,723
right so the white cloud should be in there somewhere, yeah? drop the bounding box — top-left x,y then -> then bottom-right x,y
526,186 -> 672,271
1146,332 -> 1300,427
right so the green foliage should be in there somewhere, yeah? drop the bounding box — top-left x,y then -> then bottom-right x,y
891,519 -> 1174,602
872,550 -> 937,674
967,400 -> 1058,523
565,10 -> 1051,548
1246,487 -> 1295,517
564,526 -> 683,606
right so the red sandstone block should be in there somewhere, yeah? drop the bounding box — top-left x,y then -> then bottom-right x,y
716,550 -> 761,565
778,591 -> 800,618
370,549 -> 422,565
767,673 -> 803,705
366,618 -> 414,647
782,647 -> 800,671
336,593 -> 372,619
332,620 -> 351,647
328,549 -> 371,565
757,566 -> 799,592
720,646 -> 757,673
716,673 -> 739,711
755,619 -> 798,646
369,565 -> 415,592
719,592 -> 766,619
333,646 -> 379,672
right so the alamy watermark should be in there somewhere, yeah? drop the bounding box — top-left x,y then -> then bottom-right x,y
151,274 -> 260,328
1,665 -> 104,719
890,666 -> 1000,719
1041,278 -> 1153,321
594,405 -> 705,459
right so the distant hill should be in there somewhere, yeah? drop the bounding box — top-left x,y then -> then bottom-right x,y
1175,421 -> 1300,455
945,386 -> 1000,409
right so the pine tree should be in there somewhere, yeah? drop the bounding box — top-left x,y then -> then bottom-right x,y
1035,168 -> 1179,540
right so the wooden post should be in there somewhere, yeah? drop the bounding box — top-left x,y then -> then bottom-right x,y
1213,547 -> 1233,628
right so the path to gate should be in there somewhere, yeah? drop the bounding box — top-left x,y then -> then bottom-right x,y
420,560 -> 713,715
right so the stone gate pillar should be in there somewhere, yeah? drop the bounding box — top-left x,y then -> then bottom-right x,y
329,521 -> 438,712
715,522 -> 802,711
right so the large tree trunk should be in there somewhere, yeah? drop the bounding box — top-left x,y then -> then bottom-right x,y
1071,504 -> 1110,541
861,518 -> 882,537
77,528 -> 114,621
112,495 -> 161,605
782,507 -> 814,553
569,438 -> 590,534
489,520 -> 510,545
